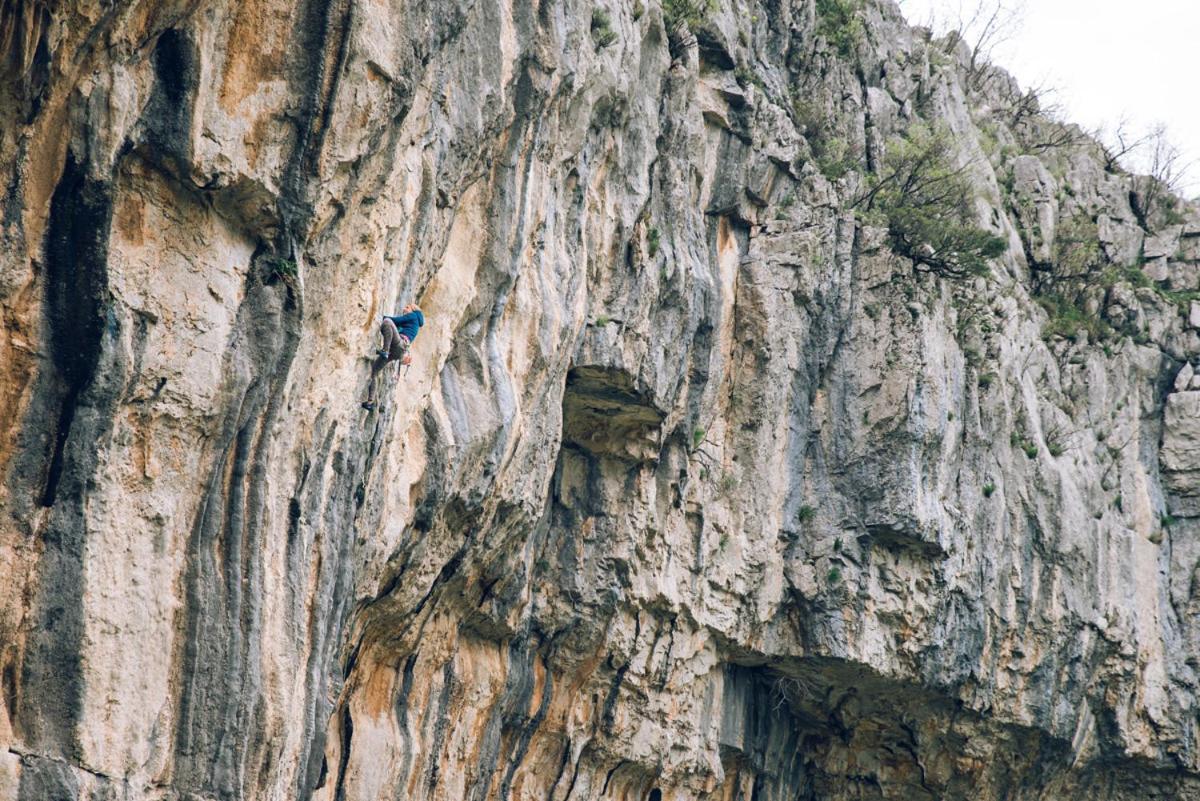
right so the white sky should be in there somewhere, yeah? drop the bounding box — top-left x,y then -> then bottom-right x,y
897,0 -> 1200,197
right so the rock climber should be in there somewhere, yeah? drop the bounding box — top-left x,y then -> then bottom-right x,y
362,304 -> 425,411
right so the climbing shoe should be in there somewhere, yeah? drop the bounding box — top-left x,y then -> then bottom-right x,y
375,349 -> 390,360
361,401 -> 376,411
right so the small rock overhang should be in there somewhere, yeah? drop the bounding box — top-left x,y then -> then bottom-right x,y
857,522 -> 948,560
561,366 -> 666,463
859,515 -> 950,561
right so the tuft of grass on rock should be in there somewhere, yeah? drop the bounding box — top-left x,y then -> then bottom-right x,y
1010,431 -> 1038,459
647,226 -> 661,257
265,255 -> 297,281
591,7 -> 617,47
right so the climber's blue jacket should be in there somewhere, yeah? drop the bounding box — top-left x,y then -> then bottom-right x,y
386,310 -> 425,341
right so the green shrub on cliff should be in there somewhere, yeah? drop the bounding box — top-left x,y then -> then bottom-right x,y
855,124 -> 1007,278
663,0 -> 713,37
591,8 -> 617,47
816,0 -> 864,57
1051,214 -> 1102,275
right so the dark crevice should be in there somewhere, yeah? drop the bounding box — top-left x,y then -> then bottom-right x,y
425,660 -> 457,793
497,647 -> 554,800
389,653 -> 419,793
39,153 -> 112,507
1128,190 -> 1150,232
140,27 -> 199,172
278,0 -> 355,236
1,0 -> 54,122
600,661 -> 629,732
544,737 -> 573,800
2,662 -> 17,722
313,756 -> 328,790
600,759 -> 630,796
331,705 -> 354,801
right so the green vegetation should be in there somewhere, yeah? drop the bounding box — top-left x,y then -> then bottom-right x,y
1010,432 -> 1038,459
663,0 -> 713,37
647,226 -> 661,257
1037,290 -> 1109,342
594,314 -> 610,326
1039,259 -> 1200,344
978,372 -> 996,390
1103,261 -> 1200,312
776,194 -> 797,220
982,483 -> 996,498
815,0 -> 864,58
1113,495 -> 1124,513
793,98 -> 857,181
826,566 -> 842,584
797,504 -> 816,523
855,125 -> 1007,279
1052,214 -> 1102,275
1047,440 -> 1065,458
591,8 -> 617,47
692,426 -> 705,448
733,63 -> 766,92
816,137 -> 856,181
265,256 -> 297,281
1162,195 -> 1188,227
1038,213 -> 1200,344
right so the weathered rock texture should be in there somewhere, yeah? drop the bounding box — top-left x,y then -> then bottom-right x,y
2,0 -> 1199,799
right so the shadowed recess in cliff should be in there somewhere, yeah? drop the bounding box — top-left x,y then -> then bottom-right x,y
562,366 -> 666,462
138,28 -> 199,171
12,147 -> 121,766
39,152 -> 111,507
0,0 -> 54,119
277,0 -> 354,233
718,665 -> 812,801
716,659 -> 1200,799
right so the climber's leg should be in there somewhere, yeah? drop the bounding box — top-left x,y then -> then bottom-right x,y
377,318 -> 400,360
364,319 -> 410,411
363,321 -> 394,411
362,370 -> 379,410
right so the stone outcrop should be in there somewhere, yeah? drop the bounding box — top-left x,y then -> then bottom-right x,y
1,0 -> 1199,799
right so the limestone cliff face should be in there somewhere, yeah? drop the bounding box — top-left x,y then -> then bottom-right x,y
2,0 -> 1199,799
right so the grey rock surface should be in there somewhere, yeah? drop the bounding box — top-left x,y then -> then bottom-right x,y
0,0 -> 1198,799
